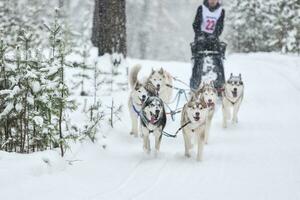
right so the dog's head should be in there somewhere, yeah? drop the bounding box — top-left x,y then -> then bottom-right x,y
132,82 -> 148,105
200,82 -> 217,108
142,96 -> 165,124
186,98 -> 207,124
148,68 -> 167,91
224,73 -> 244,98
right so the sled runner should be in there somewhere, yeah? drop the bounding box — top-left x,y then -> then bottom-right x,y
190,37 -> 226,95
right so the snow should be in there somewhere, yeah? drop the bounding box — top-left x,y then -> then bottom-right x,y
33,116 -> 44,127
1,53 -> 300,200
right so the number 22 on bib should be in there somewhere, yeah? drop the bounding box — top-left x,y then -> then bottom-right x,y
201,5 -> 222,34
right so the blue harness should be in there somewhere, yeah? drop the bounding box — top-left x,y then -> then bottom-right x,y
131,99 -> 141,116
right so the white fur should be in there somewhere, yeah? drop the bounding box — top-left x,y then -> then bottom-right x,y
199,83 -> 217,144
140,97 -> 166,155
181,98 -> 208,161
222,74 -> 244,128
128,65 -> 148,137
146,68 -> 173,103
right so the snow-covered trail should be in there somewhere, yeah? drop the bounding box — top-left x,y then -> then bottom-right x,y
1,53 -> 300,200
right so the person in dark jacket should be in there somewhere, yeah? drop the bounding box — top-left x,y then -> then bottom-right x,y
193,0 -> 225,43
190,0 -> 226,92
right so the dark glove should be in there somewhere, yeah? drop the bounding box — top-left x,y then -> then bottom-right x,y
196,35 -> 205,42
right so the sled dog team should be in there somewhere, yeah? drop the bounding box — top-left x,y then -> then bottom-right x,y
128,65 -> 244,161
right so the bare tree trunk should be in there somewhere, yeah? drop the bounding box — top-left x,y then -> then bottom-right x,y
92,0 -> 127,56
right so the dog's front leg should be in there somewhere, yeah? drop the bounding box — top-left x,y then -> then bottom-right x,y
154,130 -> 162,154
222,104 -> 228,128
183,129 -> 191,158
154,130 -> 162,157
130,112 -> 139,137
142,128 -> 151,154
196,130 -> 205,162
232,100 -> 242,124
205,113 -> 213,144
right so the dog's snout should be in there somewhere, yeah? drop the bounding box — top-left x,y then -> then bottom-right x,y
155,110 -> 160,115
195,112 -> 200,116
234,88 -> 237,91
142,95 -> 146,99
208,99 -> 212,103
157,84 -> 160,88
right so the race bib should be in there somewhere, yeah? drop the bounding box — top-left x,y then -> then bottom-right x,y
201,5 -> 222,34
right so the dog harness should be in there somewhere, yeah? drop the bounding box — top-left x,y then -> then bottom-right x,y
201,5 -> 223,34
131,98 -> 141,116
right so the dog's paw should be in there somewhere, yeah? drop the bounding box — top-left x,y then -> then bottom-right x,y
143,147 -> 151,154
185,153 -> 191,158
154,150 -> 159,157
197,156 -> 203,162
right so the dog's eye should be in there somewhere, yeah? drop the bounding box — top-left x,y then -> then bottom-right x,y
159,79 -> 162,81
240,81 -> 243,85
138,90 -> 141,93
154,79 -> 156,81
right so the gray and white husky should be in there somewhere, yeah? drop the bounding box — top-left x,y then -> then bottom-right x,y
196,82 -> 218,144
145,68 -> 173,104
140,96 -> 167,155
128,65 -> 149,137
181,96 -> 208,161
222,73 -> 244,128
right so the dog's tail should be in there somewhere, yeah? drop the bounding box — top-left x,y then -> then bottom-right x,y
129,64 -> 142,89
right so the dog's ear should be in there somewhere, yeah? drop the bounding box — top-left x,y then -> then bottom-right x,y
200,98 -> 208,109
198,82 -> 204,90
134,81 -> 143,90
151,68 -> 155,74
159,67 -> 164,75
189,91 -> 198,102
239,73 -> 242,79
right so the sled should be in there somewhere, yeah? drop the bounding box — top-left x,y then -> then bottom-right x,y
190,38 -> 226,95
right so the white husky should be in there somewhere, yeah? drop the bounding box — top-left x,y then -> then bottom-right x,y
181,96 -> 208,161
222,73 -> 244,128
145,68 -> 173,103
140,96 -> 167,155
128,65 -> 149,137
196,82 -> 217,144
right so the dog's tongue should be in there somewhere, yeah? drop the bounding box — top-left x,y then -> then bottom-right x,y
208,102 -> 215,107
232,91 -> 237,98
150,116 -> 156,124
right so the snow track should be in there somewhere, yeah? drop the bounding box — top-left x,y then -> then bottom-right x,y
1,53 -> 300,200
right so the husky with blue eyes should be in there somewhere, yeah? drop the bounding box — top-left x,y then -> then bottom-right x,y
139,96 -> 167,155
222,73 -> 244,128
145,68 -> 173,104
128,65 -> 149,137
181,95 -> 208,161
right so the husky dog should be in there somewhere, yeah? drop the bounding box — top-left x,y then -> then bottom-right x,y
140,96 -> 167,155
222,73 -> 244,128
181,96 -> 208,161
128,65 -> 149,137
145,68 -> 173,103
197,82 -> 218,144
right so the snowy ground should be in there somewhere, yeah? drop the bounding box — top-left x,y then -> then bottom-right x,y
1,53 -> 300,200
